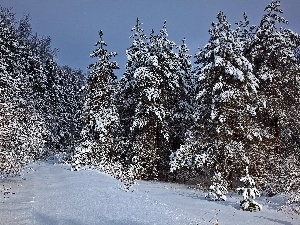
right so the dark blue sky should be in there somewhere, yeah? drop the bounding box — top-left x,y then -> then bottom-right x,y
1,0 -> 299,77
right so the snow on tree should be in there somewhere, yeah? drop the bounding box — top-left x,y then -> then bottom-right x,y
117,18 -> 149,170
169,129 -> 209,183
235,12 -> 256,48
170,1 -> 300,212
169,38 -> 195,155
0,7 -> 84,175
128,26 -> 172,178
246,0 -> 300,193
121,20 -> 195,180
53,66 -> 85,155
281,155 -> 300,214
295,47 -> 300,64
0,8 -> 46,175
22,31 -> 84,159
170,2 -> 300,201
1,4 -> 299,211
73,30 -> 120,172
206,172 -> 228,201
237,165 -> 262,211
171,11 -> 259,187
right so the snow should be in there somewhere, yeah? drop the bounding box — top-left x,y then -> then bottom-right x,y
1,161 -> 299,225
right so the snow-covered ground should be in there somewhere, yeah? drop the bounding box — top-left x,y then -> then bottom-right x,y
0,161 -> 299,225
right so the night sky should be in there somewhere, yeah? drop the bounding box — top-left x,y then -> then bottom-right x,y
1,0 -> 299,77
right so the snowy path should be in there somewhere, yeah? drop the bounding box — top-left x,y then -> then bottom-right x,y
0,161 -> 299,225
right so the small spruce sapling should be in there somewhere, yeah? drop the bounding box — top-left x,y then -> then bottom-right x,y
206,172 -> 228,201
237,166 -> 262,211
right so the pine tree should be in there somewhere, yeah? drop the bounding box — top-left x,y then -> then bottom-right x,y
73,30 -> 120,170
125,21 -> 194,180
168,38 -> 197,183
0,7 -> 85,174
0,8 -> 47,174
206,172 -> 228,201
247,0 -> 300,191
172,12 -> 259,186
117,18 -> 149,169
169,38 -> 195,156
0,8 -> 21,173
170,2 -> 300,196
235,12 -> 256,48
128,25 -> 172,179
53,66 -> 85,156
237,165 -> 262,211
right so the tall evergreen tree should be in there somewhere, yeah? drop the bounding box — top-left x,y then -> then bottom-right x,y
73,30 -> 120,170
247,0 -> 300,189
117,20 -> 194,180
117,18 -> 149,167
53,66 -> 85,155
169,37 -> 195,153
171,12 -> 259,186
124,21 -> 195,180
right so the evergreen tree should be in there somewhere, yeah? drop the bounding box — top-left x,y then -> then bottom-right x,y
0,8 -> 48,175
0,9 -> 22,172
124,21 -> 195,180
73,30 -> 120,170
237,164 -> 262,211
206,172 -> 228,201
128,23 -> 174,179
171,12 -> 259,186
168,38 -> 197,183
117,18 -> 149,168
170,3 -> 300,208
53,66 -> 85,155
247,0 -> 300,190
169,38 -> 195,156
0,7 -> 84,174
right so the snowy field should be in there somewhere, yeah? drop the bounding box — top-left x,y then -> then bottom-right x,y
0,161 -> 299,225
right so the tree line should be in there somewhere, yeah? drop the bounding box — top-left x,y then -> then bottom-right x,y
73,0 -> 300,205
0,7 -> 85,175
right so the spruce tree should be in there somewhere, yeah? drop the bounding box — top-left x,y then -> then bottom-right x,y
248,0 -> 300,191
237,165 -> 262,211
206,172 -> 228,201
0,8 -> 47,174
117,18 -> 149,168
126,21 -> 194,180
0,7 -> 85,174
170,38 -> 195,155
73,30 -> 120,170
171,12 -> 259,187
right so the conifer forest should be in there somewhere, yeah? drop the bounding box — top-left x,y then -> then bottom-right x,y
0,0 -> 299,215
